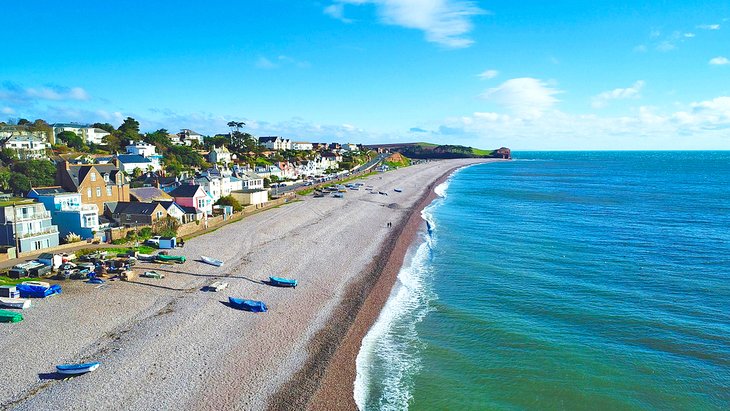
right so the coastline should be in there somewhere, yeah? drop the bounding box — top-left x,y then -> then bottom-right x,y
269,163 -> 472,410
1,159 -> 490,411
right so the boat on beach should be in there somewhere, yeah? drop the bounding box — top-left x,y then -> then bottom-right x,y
0,309 -> 23,323
87,278 -> 105,285
207,281 -> 228,291
56,362 -> 101,375
394,188 -> 403,192
0,297 -> 31,309
201,256 -> 223,267
228,297 -> 268,312
17,283 -> 62,298
21,281 -> 50,288
141,271 -> 165,279
269,276 -> 298,288
155,254 -> 186,264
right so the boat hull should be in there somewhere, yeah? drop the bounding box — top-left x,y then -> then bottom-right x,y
0,297 -> 31,309
269,276 -> 297,288
201,256 -> 223,267
56,362 -> 100,375
229,297 -> 267,312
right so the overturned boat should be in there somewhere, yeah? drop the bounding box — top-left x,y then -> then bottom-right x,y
228,297 -> 267,312
208,281 -> 228,292
0,310 -> 22,323
269,276 -> 298,288
0,297 -> 31,309
201,256 -> 223,267
56,362 -> 101,375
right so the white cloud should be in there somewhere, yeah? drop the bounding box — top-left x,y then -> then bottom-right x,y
478,69 -> 498,79
684,32 -> 695,38
591,80 -> 645,108
697,24 -> 720,30
324,4 -> 352,23
656,41 -> 676,52
330,0 -> 486,48
1,107 -> 14,115
255,57 -> 278,69
481,77 -> 561,118
0,82 -> 90,103
709,56 -> 729,65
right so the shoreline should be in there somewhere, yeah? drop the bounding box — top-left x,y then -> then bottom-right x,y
269,163 -> 468,410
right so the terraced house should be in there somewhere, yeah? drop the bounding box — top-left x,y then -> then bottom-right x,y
56,160 -> 130,212
0,199 -> 59,252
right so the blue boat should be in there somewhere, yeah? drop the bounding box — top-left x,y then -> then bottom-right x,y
269,276 -> 298,288
56,362 -> 101,375
87,278 -> 105,284
228,297 -> 268,312
16,283 -> 61,299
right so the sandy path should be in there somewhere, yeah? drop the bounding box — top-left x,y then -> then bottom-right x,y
0,159 -> 484,411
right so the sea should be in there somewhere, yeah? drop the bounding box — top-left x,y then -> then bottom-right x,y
354,151 -> 730,410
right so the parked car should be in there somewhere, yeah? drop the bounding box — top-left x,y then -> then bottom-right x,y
145,236 -> 162,246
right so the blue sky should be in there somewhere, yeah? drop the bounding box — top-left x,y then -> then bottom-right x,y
1,0 -> 729,149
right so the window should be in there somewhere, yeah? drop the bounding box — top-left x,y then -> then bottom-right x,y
96,187 -> 101,197
157,211 -> 163,219
90,172 -> 96,182
107,186 -> 112,196
87,188 -> 92,198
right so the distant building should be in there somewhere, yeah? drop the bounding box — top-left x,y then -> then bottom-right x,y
0,200 -> 60,252
292,142 -> 313,151
258,136 -> 292,151
175,129 -> 205,146
125,141 -> 157,157
129,187 -> 172,203
208,145 -> 232,165
116,154 -> 161,174
1,135 -> 50,159
27,187 -> 99,240
168,184 -> 212,219
52,123 -> 110,145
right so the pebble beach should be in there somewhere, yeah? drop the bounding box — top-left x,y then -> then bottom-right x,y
0,159 -> 489,410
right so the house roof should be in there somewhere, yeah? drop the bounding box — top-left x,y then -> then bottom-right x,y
178,205 -> 200,214
65,164 -> 124,189
129,187 -> 172,202
168,184 -> 204,198
117,154 -> 151,164
29,186 -> 73,196
258,136 -> 279,143
110,201 -> 163,216
155,201 -> 184,212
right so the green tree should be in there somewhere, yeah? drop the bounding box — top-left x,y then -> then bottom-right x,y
0,168 -> 11,192
215,195 -> 243,212
0,149 -> 17,166
16,118 -> 30,126
143,128 -> 172,150
92,122 -> 115,133
103,132 -> 124,153
8,172 -> 30,194
11,160 -> 56,187
132,167 -> 143,178
57,131 -> 86,150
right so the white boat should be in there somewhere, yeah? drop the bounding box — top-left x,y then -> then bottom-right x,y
201,256 -> 223,267
208,281 -> 228,292
21,281 -> 50,289
0,297 -> 31,309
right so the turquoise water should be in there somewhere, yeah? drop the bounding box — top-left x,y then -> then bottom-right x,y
355,152 -> 730,410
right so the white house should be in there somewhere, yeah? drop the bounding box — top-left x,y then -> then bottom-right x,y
208,145 -> 232,165
342,143 -> 360,152
126,141 -> 157,157
176,129 -> 204,146
155,201 -> 187,223
2,135 -> 50,159
116,154 -> 161,174
238,170 -> 265,190
52,124 -> 110,145
258,136 -> 292,151
292,141 -> 313,151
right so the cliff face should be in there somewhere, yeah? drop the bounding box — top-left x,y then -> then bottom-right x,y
367,143 -> 511,160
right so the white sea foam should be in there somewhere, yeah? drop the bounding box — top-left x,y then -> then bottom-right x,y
354,233 -> 436,410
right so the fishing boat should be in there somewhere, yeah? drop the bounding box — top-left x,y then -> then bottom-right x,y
208,281 -> 228,292
0,297 -> 31,309
0,310 -> 22,323
155,254 -> 186,264
56,362 -> 101,375
141,271 -> 165,279
269,276 -> 298,288
87,278 -> 105,285
201,256 -> 223,267
228,297 -> 268,312
333,192 -> 344,198
394,188 -> 403,192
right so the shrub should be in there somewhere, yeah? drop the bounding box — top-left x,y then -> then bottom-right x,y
215,195 -> 243,212
64,232 -> 82,243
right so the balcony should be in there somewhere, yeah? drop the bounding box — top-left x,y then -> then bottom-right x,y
17,226 -> 59,239
13,211 -> 51,221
